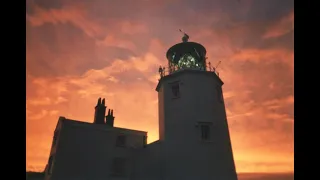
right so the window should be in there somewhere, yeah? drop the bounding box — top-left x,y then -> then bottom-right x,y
111,158 -> 126,176
201,124 -> 210,140
116,135 -> 126,147
216,86 -> 223,103
170,81 -> 180,99
198,122 -> 212,141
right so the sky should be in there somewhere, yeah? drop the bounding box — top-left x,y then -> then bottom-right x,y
26,0 -> 294,176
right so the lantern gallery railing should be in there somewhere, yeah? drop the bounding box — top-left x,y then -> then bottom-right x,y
158,62 -> 220,78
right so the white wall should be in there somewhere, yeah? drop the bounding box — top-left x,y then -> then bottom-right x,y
157,70 -> 238,180
131,141 -> 164,180
49,119 -> 146,180
44,69 -> 237,180
158,87 -> 165,141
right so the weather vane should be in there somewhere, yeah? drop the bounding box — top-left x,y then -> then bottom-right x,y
179,29 -> 189,42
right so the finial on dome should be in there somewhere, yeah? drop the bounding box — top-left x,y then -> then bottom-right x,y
179,29 -> 189,43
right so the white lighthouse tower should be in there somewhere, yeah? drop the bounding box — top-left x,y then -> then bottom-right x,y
156,32 -> 238,180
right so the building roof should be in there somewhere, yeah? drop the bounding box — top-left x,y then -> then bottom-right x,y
59,117 -> 147,135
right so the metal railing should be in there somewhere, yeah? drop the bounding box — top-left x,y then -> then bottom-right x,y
158,62 -> 220,79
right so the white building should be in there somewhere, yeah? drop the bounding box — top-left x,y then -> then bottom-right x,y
45,38 -> 238,180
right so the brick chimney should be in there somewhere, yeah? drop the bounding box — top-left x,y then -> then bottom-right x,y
105,109 -> 115,127
93,98 -> 106,124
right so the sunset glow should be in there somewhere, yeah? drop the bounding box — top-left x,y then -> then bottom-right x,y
26,0 -> 294,173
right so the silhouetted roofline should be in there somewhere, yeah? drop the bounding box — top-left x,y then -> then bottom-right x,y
156,69 -> 224,92
148,140 -> 162,146
58,117 -> 147,135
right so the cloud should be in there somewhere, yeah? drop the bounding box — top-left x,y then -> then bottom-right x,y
238,173 -> 293,180
27,4 -> 103,38
26,0 -> 294,173
263,11 -> 294,39
263,96 -> 294,109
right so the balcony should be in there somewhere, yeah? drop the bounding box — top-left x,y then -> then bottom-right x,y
158,61 -> 220,79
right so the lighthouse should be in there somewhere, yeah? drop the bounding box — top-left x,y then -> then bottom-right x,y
155,32 -> 238,180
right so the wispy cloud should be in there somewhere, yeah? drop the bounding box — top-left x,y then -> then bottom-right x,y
26,0 -> 294,173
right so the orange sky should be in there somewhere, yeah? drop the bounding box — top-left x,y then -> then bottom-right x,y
26,0 -> 294,173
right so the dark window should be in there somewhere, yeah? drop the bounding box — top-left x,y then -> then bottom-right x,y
216,86 -> 223,103
200,124 -> 210,140
170,81 -> 180,99
111,158 -> 126,176
116,135 -> 126,147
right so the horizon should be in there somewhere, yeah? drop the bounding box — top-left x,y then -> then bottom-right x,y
26,171 -> 294,180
